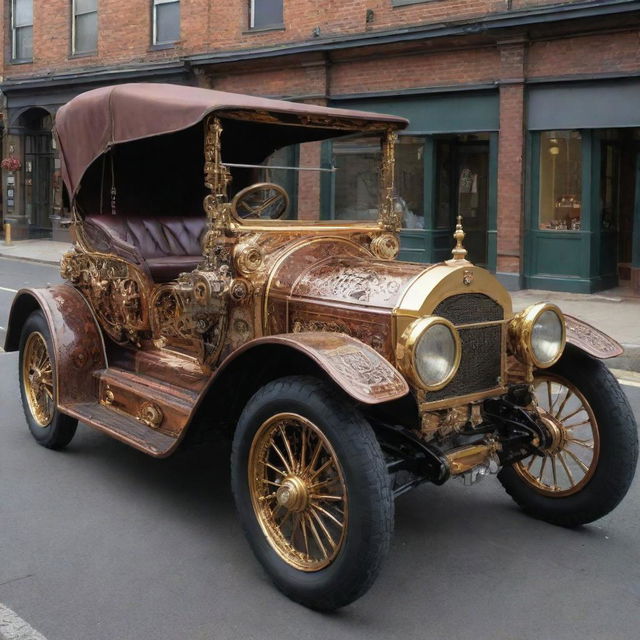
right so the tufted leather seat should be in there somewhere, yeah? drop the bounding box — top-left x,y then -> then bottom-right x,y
84,215 -> 206,282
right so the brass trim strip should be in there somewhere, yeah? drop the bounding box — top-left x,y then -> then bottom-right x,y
419,385 -> 507,412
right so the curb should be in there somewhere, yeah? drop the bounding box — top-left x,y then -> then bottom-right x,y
0,252 -> 61,266
606,346 -> 640,375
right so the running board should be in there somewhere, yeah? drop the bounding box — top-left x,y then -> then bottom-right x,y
62,402 -> 178,457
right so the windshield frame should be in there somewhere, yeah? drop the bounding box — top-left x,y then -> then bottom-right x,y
206,115 -> 401,234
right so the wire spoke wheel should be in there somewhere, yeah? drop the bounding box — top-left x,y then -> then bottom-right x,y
249,412 -> 348,571
22,331 -> 55,427
515,374 -> 600,497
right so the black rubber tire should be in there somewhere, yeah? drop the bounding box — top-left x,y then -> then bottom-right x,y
231,375 -> 394,611
498,345 -> 638,526
18,310 -> 78,450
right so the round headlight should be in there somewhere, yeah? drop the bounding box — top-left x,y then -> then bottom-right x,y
531,308 -> 564,366
399,317 -> 461,390
510,303 -> 566,368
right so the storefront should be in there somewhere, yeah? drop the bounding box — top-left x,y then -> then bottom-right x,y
525,79 -> 640,293
327,90 -> 499,268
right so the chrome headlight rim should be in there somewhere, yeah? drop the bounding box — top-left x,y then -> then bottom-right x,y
398,316 -> 462,391
512,303 -> 566,369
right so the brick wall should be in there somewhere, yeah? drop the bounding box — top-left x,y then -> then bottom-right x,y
528,30 -> 640,78
497,42 -> 526,274
2,0 -> 591,78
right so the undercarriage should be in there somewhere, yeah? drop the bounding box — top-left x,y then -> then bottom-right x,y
378,384 -> 558,497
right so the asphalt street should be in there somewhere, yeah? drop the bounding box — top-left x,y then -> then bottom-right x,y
1,255 -> 640,640
0,258 -> 62,350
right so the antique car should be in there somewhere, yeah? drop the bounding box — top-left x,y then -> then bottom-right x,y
5,83 -> 638,611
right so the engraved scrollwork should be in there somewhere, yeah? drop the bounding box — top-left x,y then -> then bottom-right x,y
324,346 -> 404,396
296,262 -> 403,305
565,315 -> 623,358
60,249 -> 149,345
292,318 -> 385,353
379,129 -> 401,233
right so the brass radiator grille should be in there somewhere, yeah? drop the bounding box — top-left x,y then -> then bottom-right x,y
424,294 -> 504,403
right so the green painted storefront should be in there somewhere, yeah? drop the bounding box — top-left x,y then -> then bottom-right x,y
525,79 -> 640,293
327,90 -> 499,269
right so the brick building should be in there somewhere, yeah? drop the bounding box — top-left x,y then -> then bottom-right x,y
1,0 -> 640,293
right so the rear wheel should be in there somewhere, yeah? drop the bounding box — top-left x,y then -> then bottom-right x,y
231,375 -> 393,610
19,310 -> 77,449
499,346 -> 638,526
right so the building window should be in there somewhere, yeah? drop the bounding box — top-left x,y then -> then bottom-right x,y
72,0 -> 97,55
396,137 -> 425,229
333,137 -> 380,222
249,0 -> 283,30
539,131 -> 582,231
11,0 -> 33,62
153,0 -> 180,45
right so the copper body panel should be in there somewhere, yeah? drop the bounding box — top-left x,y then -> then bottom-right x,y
6,285 -> 107,406
564,314 -> 624,359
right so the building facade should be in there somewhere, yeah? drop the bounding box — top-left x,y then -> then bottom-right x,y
1,0 -> 640,293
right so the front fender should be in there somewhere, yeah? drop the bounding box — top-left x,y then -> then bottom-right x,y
565,314 -> 623,359
4,285 -> 107,406
217,332 -> 409,404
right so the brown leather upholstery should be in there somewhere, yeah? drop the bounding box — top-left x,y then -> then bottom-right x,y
84,215 -> 205,282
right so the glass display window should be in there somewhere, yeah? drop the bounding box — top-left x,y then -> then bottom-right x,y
395,136 -> 425,229
333,137 -> 380,222
539,131 -> 582,231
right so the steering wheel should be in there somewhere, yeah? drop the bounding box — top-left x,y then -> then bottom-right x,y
231,183 -> 289,220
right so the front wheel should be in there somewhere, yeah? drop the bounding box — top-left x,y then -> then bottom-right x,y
231,375 -> 393,610
499,346 -> 638,526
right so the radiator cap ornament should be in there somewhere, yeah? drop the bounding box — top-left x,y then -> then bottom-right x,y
450,215 -> 468,262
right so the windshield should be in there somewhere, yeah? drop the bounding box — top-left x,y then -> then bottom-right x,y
224,130 -> 423,231
225,131 -> 388,226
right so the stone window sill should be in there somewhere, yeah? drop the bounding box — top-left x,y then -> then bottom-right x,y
243,25 -> 285,35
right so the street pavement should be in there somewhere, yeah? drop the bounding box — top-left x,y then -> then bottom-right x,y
0,258 -> 62,350
1,255 -> 640,640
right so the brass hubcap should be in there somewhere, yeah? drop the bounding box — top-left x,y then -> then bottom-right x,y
22,331 -> 55,427
276,476 -> 309,512
249,413 -> 348,572
515,375 -> 600,497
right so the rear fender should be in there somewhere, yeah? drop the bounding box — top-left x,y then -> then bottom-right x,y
4,285 -> 107,405
565,314 -> 623,359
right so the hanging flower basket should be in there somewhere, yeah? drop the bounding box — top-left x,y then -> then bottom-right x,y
1,156 -> 22,171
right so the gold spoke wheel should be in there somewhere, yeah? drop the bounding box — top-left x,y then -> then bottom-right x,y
22,331 -> 55,427
249,413 -> 348,571
515,374 -> 600,497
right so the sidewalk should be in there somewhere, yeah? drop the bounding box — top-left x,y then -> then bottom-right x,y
0,238 -> 70,265
1,238 -> 639,370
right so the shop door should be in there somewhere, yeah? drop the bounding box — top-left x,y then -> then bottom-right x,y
24,133 -> 53,237
437,139 -> 489,267
615,143 -> 637,282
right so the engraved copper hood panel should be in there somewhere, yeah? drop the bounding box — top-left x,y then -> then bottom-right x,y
265,239 -> 427,359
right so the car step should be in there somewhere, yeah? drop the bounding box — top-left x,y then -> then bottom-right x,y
90,367 -> 198,441
62,401 -> 178,457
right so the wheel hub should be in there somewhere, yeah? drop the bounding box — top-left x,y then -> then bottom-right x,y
276,475 -> 309,512
538,409 -> 568,455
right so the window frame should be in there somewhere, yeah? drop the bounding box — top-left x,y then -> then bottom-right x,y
71,0 -> 98,56
152,0 -> 180,47
11,0 -> 33,63
249,0 -> 284,31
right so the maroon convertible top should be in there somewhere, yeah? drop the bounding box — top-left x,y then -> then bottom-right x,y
55,83 -> 408,201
